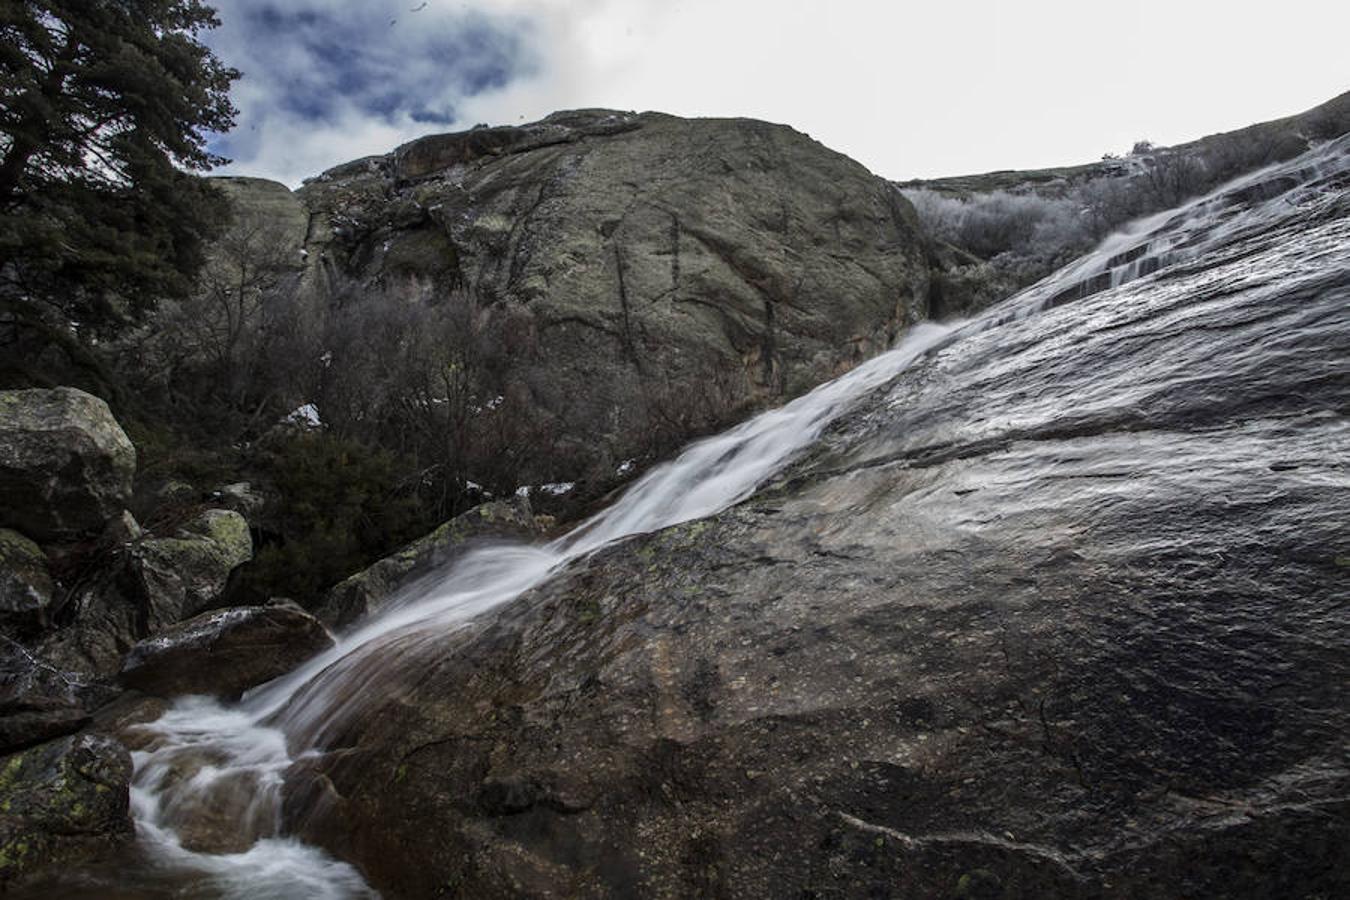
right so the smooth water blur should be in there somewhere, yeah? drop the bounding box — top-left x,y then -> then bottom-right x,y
98,134 -> 1350,897
119,318 -> 958,896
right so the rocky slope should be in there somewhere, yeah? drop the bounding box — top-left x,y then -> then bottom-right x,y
1,108 -> 1346,898
221,109 -> 930,485
274,136 -> 1350,897
901,89 -> 1350,316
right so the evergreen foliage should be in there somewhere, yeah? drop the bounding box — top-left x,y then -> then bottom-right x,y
0,1 -> 238,338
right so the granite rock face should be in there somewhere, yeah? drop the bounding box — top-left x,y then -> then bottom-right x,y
0,530 -> 54,636
226,110 -> 930,485
131,508 -> 254,627
36,508 -> 254,685
284,140 -> 1350,899
0,388 -> 135,541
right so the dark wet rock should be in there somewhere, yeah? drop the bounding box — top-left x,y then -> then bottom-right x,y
31,509 -> 253,688
0,388 -> 136,541
289,148 -> 1350,898
0,641 -> 89,754
0,733 -> 132,888
0,529 -> 54,635
120,602 -> 334,698
34,574 -> 145,692
0,708 -> 90,756
131,508 -> 253,625
316,497 -> 541,630
87,692 -> 169,752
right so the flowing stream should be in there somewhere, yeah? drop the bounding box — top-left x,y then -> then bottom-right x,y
125,320 -> 959,898
58,134 -> 1350,897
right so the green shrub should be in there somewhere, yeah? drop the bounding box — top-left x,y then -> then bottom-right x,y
234,432 -> 433,605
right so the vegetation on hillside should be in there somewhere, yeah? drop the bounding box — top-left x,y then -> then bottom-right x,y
901,91 -> 1350,314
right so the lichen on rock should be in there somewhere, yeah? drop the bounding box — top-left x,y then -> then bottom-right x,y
0,388 -> 136,541
0,733 -> 132,888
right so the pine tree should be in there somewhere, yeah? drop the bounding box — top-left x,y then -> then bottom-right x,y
0,0 -> 238,345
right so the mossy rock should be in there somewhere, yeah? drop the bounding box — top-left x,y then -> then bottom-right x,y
0,734 -> 132,888
0,388 -> 135,541
133,509 -> 253,627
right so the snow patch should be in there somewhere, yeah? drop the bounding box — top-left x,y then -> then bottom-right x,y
284,404 -> 322,428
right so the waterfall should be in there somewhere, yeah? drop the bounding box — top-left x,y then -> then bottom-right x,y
126,321 -> 958,897
120,133 -> 1350,898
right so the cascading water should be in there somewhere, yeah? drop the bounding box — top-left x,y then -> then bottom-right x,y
993,131 -> 1350,318
118,320 -> 959,897
52,133 -> 1349,898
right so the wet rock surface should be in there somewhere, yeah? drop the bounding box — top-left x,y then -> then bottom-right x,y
0,388 -> 136,541
0,733 -> 133,888
34,508 -> 255,686
290,146 -> 1350,897
120,603 -> 335,699
316,497 -> 542,630
0,640 -> 90,753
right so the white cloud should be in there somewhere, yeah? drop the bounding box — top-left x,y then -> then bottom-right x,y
206,0 -> 1350,186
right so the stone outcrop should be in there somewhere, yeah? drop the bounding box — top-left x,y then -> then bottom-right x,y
131,509 -> 253,627
120,602 -> 334,698
36,508 -> 253,685
0,641 -> 89,754
0,388 -> 135,541
316,497 -> 541,630
226,109 -> 929,486
0,734 -> 132,887
284,141 -> 1350,899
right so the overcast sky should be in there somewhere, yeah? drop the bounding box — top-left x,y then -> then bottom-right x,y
203,0 -> 1350,187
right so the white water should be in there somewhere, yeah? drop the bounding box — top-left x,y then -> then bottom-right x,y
993,132 -> 1350,320
127,322 -> 957,896
124,134 -> 1350,897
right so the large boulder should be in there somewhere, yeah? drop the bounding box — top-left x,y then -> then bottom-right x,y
0,388 -> 136,541
34,509 -> 253,686
119,602 -> 334,698
316,497 -> 541,630
131,508 -> 253,626
282,146 -> 1350,899
290,109 -> 930,485
0,733 -> 132,888
0,530 -> 54,635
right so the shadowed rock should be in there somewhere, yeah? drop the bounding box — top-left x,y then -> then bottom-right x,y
0,530 -> 54,635
0,734 -> 132,888
131,509 -> 253,626
0,388 -> 135,541
120,603 -> 334,699
0,641 -> 89,754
